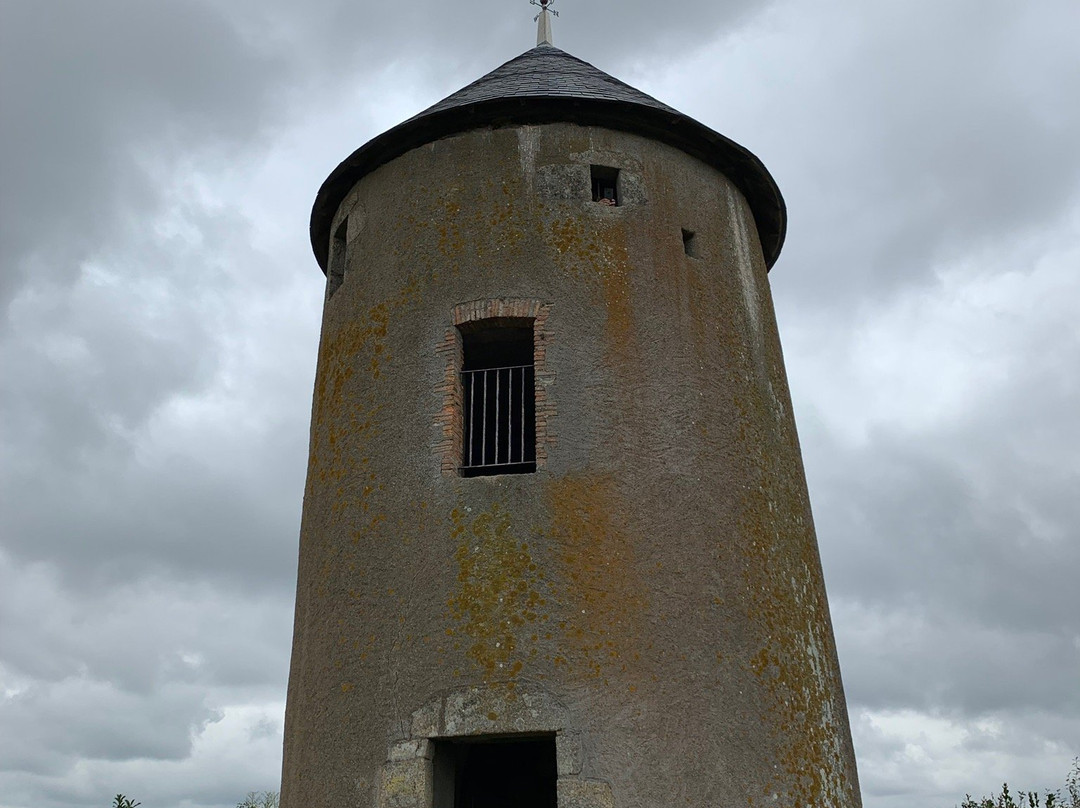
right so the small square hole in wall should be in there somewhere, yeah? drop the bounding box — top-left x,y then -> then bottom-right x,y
682,228 -> 699,258
433,736 -> 557,808
591,165 -> 619,206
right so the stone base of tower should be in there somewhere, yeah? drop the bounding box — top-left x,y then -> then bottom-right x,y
371,686 -> 612,808
286,680 -> 860,808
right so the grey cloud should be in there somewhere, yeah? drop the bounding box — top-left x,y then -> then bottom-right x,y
236,0 -> 776,82
0,189 -> 315,591
756,1 -> 1080,308
0,0 -> 289,311
0,554 -> 289,802
0,555 -> 292,695
808,422 -> 1080,716
809,343 -> 1080,626
795,270 -> 1080,767
0,678 -> 217,773
3,443 -> 302,590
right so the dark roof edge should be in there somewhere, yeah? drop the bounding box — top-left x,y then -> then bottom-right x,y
310,97 -> 787,272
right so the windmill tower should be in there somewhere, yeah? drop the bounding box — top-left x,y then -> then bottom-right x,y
282,6 -> 862,807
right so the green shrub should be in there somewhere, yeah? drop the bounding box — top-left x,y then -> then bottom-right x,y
957,759 -> 1080,808
237,791 -> 279,808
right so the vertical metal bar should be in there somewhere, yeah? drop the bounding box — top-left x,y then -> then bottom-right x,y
467,371 -> 475,467
510,366 -> 517,464
461,365 -> 536,470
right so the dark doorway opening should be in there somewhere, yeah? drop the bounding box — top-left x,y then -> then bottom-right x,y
433,736 -> 557,808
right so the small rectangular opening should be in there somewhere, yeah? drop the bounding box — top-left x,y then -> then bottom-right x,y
591,165 -> 619,206
434,736 -> 557,808
459,319 -> 536,477
327,218 -> 348,298
682,228 -> 699,258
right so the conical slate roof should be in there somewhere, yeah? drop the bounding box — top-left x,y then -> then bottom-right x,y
311,44 -> 786,270
411,43 -> 681,120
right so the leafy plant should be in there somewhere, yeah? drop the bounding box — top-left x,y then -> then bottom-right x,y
237,792 -> 279,808
112,797 -> 141,808
957,760 -> 1080,808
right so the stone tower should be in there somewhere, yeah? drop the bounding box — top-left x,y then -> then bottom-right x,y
282,12 -> 861,808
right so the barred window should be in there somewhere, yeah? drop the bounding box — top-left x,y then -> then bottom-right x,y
459,319 -> 536,477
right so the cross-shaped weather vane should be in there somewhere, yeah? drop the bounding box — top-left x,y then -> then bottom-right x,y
530,0 -> 557,45
530,0 -> 558,18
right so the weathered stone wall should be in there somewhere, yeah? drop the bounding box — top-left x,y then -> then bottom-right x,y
281,122 -> 861,807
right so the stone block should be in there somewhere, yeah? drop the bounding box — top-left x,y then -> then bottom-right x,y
386,718 -> 410,744
555,731 -> 582,776
535,164 -> 588,200
410,699 -> 441,739
388,738 -> 434,762
377,758 -> 432,808
443,685 -> 568,736
557,778 -> 614,808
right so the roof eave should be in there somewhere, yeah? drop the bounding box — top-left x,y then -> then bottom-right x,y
310,97 -> 786,272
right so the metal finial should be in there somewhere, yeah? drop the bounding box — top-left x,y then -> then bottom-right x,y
531,0 -> 557,46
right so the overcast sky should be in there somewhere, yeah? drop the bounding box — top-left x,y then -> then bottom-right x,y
1,1 -> 1078,806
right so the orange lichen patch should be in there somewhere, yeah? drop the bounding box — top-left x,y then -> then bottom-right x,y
306,267 -> 436,533
307,315 -> 384,503
311,268 -> 430,434
447,504 -> 549,681
595,247 -> 634,354
426,176 -> 529,266
436,197 -> 464,258
304,267 -> 450,682
484,181 -> 525,255
546,474 -> 647,681
735,365 -> 856,805
544,212 -> 636,372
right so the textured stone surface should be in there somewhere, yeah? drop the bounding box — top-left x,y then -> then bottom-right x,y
387,739 -> 433,763
557,779 -> 614,808
378,758 -> 432,808
410,701 -> 441,740
281,120 -> 861,807
442,686 -> 568,737
555,731 -> 582,776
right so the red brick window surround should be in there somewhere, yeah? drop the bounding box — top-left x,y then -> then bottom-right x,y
435,299 -> 554,476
